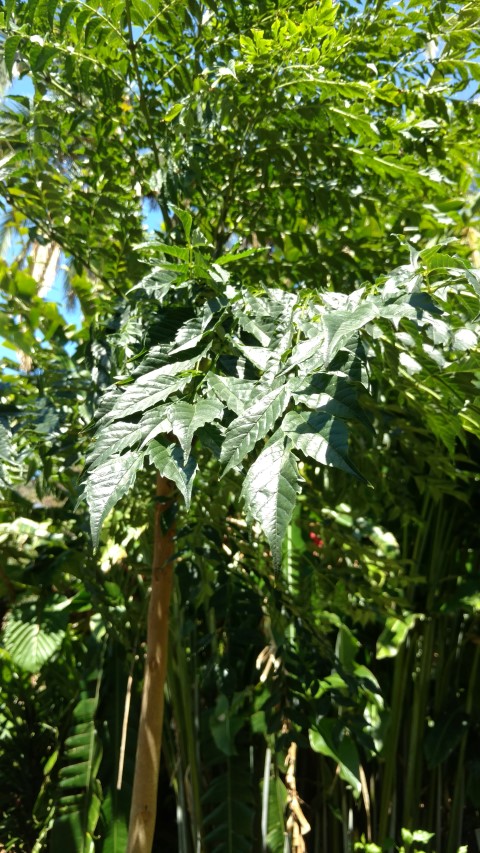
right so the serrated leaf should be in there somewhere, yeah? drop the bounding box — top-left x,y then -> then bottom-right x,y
241,439 -> 300,568
291,374 -> 372,430
323,301 -> 379,365
149,440 -> 197,508
87,406 -> 170,468
282,410 -> 366,479
85,451 -> 145,548
129,266 -> 177,299
284,332 -> 325,374
101,374 -> 190,421
207,374 -> 258,415
171,298 -> 226,355
170,315 -> 207,354
196,423 -> 224,458
221,384 -> 291,475
167,398 -> 224,462
3,599 -> 67,672
233,340 -> 275,372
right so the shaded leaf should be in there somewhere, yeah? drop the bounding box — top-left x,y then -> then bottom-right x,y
282,410 -> 366,480
149,439 -> 197,508
309,720 -> 361,796
3,598 -> 68,672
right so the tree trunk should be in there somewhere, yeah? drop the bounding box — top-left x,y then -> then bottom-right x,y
127,475 -> 175,853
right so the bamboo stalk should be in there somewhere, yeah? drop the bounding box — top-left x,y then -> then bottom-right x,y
127,475 -> 176,853
446,643 -> 480,853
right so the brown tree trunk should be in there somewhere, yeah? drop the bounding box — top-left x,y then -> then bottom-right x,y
127,475 -> 175,853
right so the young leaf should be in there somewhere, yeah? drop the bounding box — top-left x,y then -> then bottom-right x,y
241,438 -> 301,568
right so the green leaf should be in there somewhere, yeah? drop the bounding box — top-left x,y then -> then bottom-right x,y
167,398 -> 224,462
85,451 -> 145,548
376,614 -> 420,659
241,438 -> 300,568
171,204 -> 193,242
164,102 -> 184,122
87,407 -> 170,468
401,828 -> 434,845
207,374 -> 258,415
282,410 -> 366,480
149,440 -> 197,508
3,598 -> 68,672
309,720 -> 361,796
4,35 -> 21,77
291,374 -> 372,430
221,384 -> 291,475
100,373 -> 190,421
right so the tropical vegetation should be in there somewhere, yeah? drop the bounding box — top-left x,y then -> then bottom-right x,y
0,1 -> 479,852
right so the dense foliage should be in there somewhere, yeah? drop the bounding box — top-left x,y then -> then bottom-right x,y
1,0 -> 480,851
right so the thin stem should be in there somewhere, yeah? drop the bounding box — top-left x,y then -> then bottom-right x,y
125,0 -> 161,171
446,643 -> 480,853
261,746 -> 272,852
127,475 -> 176,853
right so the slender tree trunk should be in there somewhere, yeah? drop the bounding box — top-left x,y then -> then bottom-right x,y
127,475 -> 175,853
